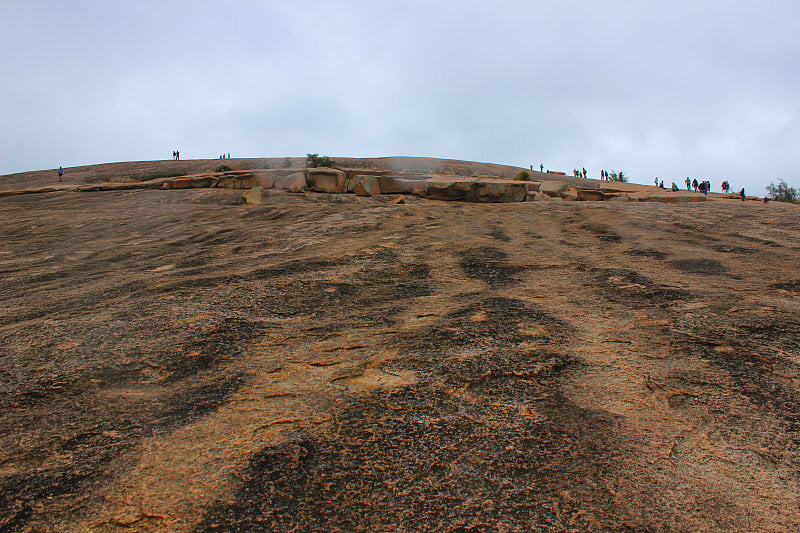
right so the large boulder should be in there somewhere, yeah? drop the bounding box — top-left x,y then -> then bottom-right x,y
424,179 -> 475,201
562,188 -> 579,201
576,188 -> 605,201
307,168 -> 345,193
540,181 -> 569,197
376,175 -> 418,194
242,186 -> 262,205
258,174 -> 275,188
274,171 -> 307,193
215,172 -> 260,189
424,178 -> 526,202
354,175 -> 382,196
161,177 -> 194,189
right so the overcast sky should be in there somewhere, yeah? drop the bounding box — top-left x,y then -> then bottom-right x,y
2,0 -> 798,193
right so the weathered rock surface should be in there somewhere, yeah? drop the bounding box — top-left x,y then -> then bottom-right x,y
1,183 -> 799,533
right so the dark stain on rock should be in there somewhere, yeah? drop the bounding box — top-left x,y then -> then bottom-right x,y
459,247 -> 524,288
581,223 -> 622,243
670,258 -> 725,275
627,247 -> 667,260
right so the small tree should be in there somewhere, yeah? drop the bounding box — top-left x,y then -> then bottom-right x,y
607,170 -> 628,182
766,179 -> 798,203
306,154 -> 337,168
515,170 -> 531,181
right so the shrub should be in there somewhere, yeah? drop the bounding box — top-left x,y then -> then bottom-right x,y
608,170 -> 628,182
214,164 -> 232,173
306,153 -> 337,168
515,170 -> 532,181
766,179 -> 798,203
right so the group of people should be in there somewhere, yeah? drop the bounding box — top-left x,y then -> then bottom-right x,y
573,167 -> 588,178
172,150 -> 181,160
218,153 -> 231,159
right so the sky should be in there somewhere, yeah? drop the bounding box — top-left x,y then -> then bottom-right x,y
1,0 -> 798,194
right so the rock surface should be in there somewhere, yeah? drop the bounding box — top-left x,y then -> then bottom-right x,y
0,184 -> 799,532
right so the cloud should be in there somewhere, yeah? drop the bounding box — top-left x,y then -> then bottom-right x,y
1,0 -> 799,194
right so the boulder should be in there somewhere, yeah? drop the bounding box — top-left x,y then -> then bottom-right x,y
307,168 -> 346,193
526,182 -> 541,192
562,188 -> 579,201
606,193 -> 631,202
531,191 -> 552,201
389,196 -> 407,205
576,189 -> 605,201
274,171 -> 307,193
162,177 -> 194,189
424,179 -> 474,201
376,175 -> 418,194
411,181 -> 428,197
540,181 -> 569,197
215,173 -> 260,189
242,186 -> 262,206
191,176 -> 218,188
354,175 -> 382,196
258,174 -> 275,188
471,179 -> 527,202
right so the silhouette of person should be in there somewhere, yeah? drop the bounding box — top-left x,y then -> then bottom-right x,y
740,188 -> 746,201
540,164 -> 544,172
57,166 -> 63,182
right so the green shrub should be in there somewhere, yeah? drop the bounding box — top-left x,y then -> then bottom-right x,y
515,170 -> 532,181
608,170 -> 628,182
766,179 -> 798,203
214,164 -> 232,173
306,153 -> 337,168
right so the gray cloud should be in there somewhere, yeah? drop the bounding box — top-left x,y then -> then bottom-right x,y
2,0 -> 798,194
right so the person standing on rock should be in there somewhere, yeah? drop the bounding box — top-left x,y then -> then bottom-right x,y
692,178 -> 698,192
57,166 -> 63,182
685,177 -> 691,190
540,164 -> 544,172
740,188 -> 746,201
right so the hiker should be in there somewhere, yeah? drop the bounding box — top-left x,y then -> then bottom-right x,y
582,167 -> 587,178
176,151 -> 180,160
740,188 -> 746,201
57,166 -> 63,182
692,178 -> 698,192
685,177 -> 691,190
659,180 -> 664,189
540,164 -> 544,172
671,182 -> 679,192
654,177 -> 658,186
